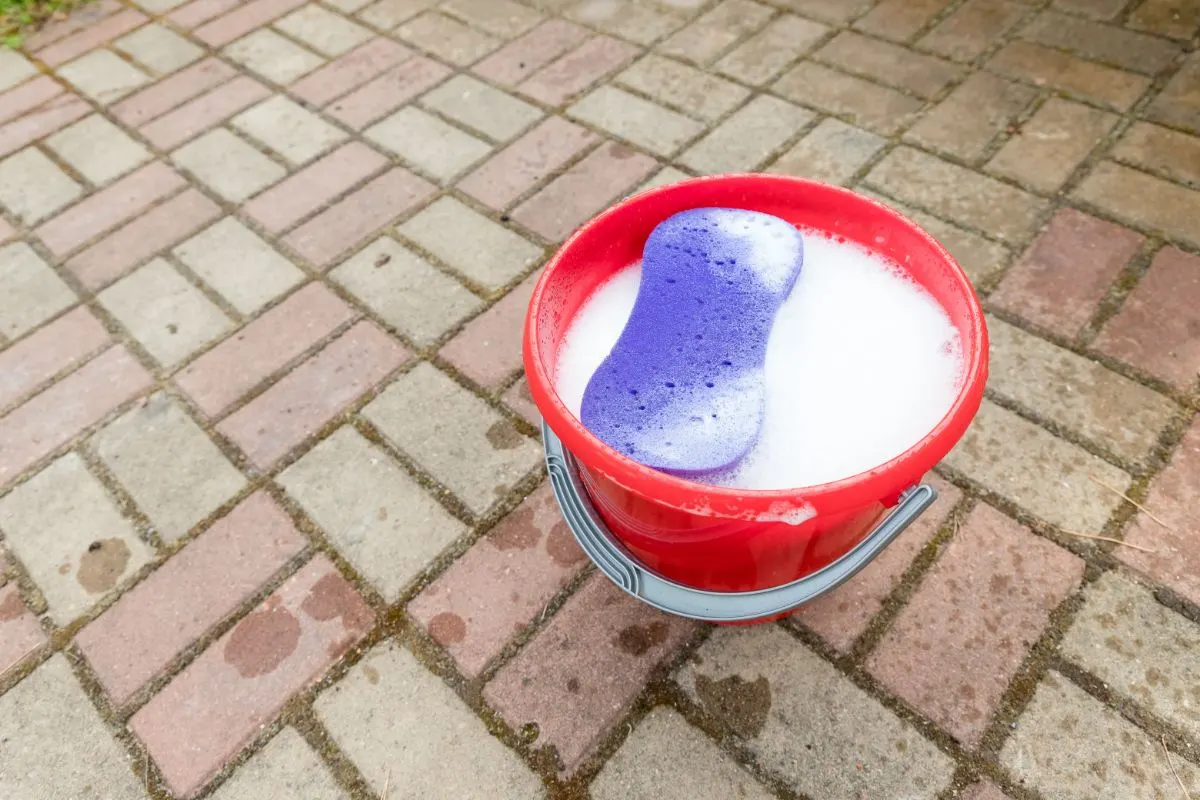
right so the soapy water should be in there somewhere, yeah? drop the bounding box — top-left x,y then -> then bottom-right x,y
555,228 -> 965,490
580,208 -> 804,475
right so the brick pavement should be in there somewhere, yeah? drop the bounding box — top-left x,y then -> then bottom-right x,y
0,0 -> 1198,797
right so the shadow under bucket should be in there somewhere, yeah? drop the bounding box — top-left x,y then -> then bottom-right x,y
523,175 -> 988,624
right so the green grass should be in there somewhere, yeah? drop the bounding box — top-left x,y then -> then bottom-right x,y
1,0 -> 87,48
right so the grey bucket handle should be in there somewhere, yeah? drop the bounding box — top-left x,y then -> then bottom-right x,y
543,422 -> 937,623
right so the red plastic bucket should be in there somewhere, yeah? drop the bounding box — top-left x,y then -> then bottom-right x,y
523,175 -> 987,598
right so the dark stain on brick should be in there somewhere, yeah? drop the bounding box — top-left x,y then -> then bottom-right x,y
490,504 -> 540,550
566,677 -> 581,693
694,674 -> 772,739
486,420 -> 525,450
0,588 -> 26,621
224,606 -> 301,678
76,538 -> 131,594
301,572 -> 374,633
545,521 -> 585,567
615,620 -> 670,656
428,611 -> 467,645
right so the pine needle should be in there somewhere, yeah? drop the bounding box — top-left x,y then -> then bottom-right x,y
1162,736 -> 1193,800
1058,528 -> 1156,553
1088,474 -> 1173,530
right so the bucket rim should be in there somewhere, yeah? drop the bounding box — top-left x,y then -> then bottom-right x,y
522,173 -> 988,519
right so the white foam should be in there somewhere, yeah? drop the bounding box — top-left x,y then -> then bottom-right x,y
554,229 -> 965,490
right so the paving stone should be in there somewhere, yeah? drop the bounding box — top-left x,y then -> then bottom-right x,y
282,167 -> 436,268
988,41 -> 1149,111
1074,161 -> 1200,250
795,474 -> 961,652
1052,0 -> 1125,20
512,141 -> 656,242
275,4 -> 371,56
677,625 -> 955,799
169,0 -> 240,27
679,95 -> 812,174
1130,0 -> 1200,38
503,377 -> 541,427
635,165 -> 689,193
473,19 -> 590,86
290,38 -> 411,108
773,61 -> 923,136
396,11 -> 500,65
317,641 -> 545,798
408,482 -> 584,677
223,29 -> 325,85
194,0 -> 309,46
658,0 -> 773,65
95,392 -> 246,541
131,555 -> 374,798
0,655 -> 145,800
171,128 -> 286,203
990,209 -> 1143,339
400,197 -> 542,290
816,30 -> 961,99
98,258 -> 232,367
905,71 -> 1036,162
1112,122 -> 1200,189
66,189 -> 222,292
326,54 -> 451,130
365,105 -> 491,183
77,491 -> 305,704
0,242 -> 76,340
1021,9 -> 1180,76
36,8 -> 148,68
716,14 -> 829,86
45,114 -> 152,185
777,0 -> 874,24
486,573 -> 695,773
330,236 -> 481,345
0,94 -> 91,160
280,426 -> 464,600
0,218 -> 13,244
943,399 -> 1129,532
58,49 -> 151,104
919,0 -> 1027,62
0,453 -> 152,624
173,218 -> 304,314
242,142 -> 387,234
1061,572 -> 1200,739
211,728 -> 348,800
988,98 -> 1117,193
232,95 -> 348,166
458,116 -> 598,211
25,0 -> 121,49
420,74 -> 542,142
591,707 -> 774,800
569,86 -> 701,157
962,781 -> 1013,800
1001,671 -> 1200,799
0,74 -> 64,127
617,54 -> 748,123
115,23 -> 204,76
0,347 -> 152,486
0,48 -> 38,93
769,117 -> 884,185
520,34 -> 639,107
356,0 -> 436,28
439,272 -> 536,388
219,321 -> 407,468
0,583 -> 46,676
869,503 -> 1083,745
853,0 -> 951,41
866,147 -> 1049,243
363,362 -> 542,515
441,0 -> 543,36
0,148 -> 82,225
566,0 -> 684,46
135,0 -> 189,12
987,316 -> 1177,463
36,161 -> 186,258
1096,246 -> 1200,390
176,283 -> 355,417
140,76 -> 271,150
0,306 -> 109,411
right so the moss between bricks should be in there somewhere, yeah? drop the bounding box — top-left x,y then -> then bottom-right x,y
1,0 -> 92,48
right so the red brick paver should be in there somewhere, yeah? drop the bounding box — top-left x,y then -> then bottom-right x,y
3,4 -> 1199,799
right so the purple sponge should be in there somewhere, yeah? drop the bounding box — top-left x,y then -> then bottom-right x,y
580,208 -> 804,477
